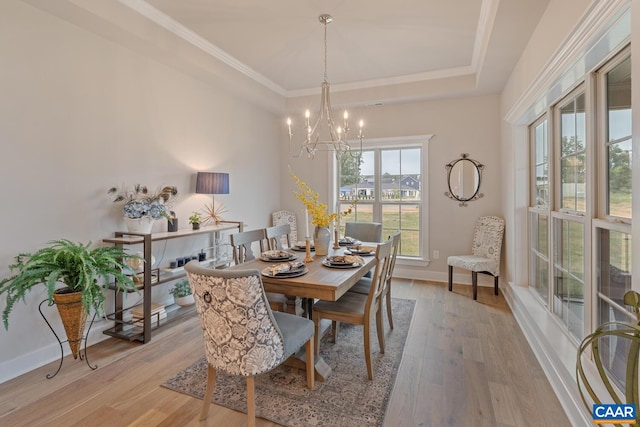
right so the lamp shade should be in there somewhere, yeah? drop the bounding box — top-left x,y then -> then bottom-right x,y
195,172 -> 229,195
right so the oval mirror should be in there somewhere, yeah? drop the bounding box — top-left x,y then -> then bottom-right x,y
445,154 -> 484,206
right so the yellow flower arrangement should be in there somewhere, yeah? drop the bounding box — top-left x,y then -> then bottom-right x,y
290,170 -> 352,227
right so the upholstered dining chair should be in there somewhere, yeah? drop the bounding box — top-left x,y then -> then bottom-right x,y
348,231 -> 401,330
230,229 -> 287,311
344,221 -> 383,243
185,262 -> 315,427
265,223 -> 292,250
272,210 -> 298,247
312,237 -> 394,380
447,216 -> 505,300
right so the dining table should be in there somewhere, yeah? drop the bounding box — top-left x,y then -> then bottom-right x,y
227,243 -> 378,380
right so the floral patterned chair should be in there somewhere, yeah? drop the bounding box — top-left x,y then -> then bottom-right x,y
447,216 -> 505,300
185,262 -> 315,426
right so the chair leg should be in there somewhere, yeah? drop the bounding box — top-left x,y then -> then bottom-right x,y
246,377 -> 255,427
472,271 -> 478,300
313,315 -> 320,356
305,338 -> 315,389
494,275 -> 499,295
332,321 -> 339,343
376,308 -> 385,354
364,320 -> 373,380
448,265 -> 453,292
386,290 -> 394,330
200,364 -> 216,420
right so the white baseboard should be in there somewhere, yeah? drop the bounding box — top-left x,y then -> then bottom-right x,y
502,283 -> 591,426
0,319 -> 114,384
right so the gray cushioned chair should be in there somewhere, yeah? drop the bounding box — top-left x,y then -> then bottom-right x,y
344,221 -> 383,243
185,262 -> 315,427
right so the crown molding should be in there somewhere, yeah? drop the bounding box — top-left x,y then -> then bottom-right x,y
504,0 -> 630,125
117,0 -> 287,97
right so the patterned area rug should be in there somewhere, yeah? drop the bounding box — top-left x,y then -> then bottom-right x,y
162,298 -> 415,427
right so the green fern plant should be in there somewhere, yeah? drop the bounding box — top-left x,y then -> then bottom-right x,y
0,239 -> 140,329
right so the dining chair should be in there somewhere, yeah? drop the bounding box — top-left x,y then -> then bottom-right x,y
348,231 -> 401,330
230,229 -> 288,311
272,210 -> 298,247
230,229 -> 267,264
344,222 -> 383,243
185,262 -> 314,427
344,222 -> 383,278
265,223 -> 292,250
447,215 -> 505,300
312,237 -> 394,380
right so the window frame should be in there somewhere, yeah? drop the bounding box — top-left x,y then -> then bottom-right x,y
332,135 -> 433,268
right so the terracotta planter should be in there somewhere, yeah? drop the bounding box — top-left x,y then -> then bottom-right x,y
52,289 -> 88,359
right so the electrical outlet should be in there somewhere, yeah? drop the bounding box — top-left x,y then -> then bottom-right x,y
433,250 -> 440,260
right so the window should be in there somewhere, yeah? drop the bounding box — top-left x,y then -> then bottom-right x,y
594,49 -> 632,389
559,92 -> 586,213
339,144 -> 423,257
529,117 -> 550,304
528,47 -> 632,385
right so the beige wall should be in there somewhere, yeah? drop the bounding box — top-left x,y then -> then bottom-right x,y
284,94 -> 503,283
0,0 -> 283,380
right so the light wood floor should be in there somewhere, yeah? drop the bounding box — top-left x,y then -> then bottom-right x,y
0,280 -> 570,426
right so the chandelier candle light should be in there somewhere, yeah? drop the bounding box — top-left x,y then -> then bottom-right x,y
287,14 -> 364,159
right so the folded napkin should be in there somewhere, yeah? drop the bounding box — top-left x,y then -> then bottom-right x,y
266,261 -> 305,275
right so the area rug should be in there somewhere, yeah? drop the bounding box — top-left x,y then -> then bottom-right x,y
162,298 -> 415,427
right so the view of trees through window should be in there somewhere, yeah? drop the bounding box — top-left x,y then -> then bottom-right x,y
339,147 -> 422,257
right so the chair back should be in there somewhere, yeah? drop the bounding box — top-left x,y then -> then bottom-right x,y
387,231 -> 401,282
230,229 -> 267,264
272,210 -> 298,246
185,262 -> 285,376
366,238 -> 394,308
470,216 -> 505,276
265,224 -> 291,250
344,222 -> 383,243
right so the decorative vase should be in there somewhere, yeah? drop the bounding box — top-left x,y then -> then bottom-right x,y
314,226 -> 331,256
124,216 -> 155,234
52,288 -> 88,359
167,218 -> 178,232
174,294 -> 195,307
192,223 -> 200,230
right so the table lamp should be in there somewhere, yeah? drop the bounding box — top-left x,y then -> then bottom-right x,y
196,172 -> 229,224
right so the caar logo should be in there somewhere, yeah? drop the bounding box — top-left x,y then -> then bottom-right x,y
593,404 -> 636,424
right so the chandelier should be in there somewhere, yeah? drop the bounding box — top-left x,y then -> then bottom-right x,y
287,14 -> 364,160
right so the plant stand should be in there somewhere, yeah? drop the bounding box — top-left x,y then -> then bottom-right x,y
38,299 -> 97,379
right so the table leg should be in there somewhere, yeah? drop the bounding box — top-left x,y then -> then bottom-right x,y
284,317 -> 333,381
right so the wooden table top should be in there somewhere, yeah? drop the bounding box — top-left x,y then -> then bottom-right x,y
229,246 -> 377,301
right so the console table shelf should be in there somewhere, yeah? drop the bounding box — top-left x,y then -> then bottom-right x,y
103,221 -> 242,343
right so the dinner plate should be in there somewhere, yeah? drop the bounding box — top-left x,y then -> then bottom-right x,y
261,250 -> 295,260
261,267 -> 309,278
290,245 -> 314,252
344,249 -> 374,256
322,260 -> 361,269
338,238 -> 361,246
260,254 -> 297,262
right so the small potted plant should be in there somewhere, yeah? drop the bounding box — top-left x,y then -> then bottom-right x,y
169,280 -> 194,306
189,212 -> 202,230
